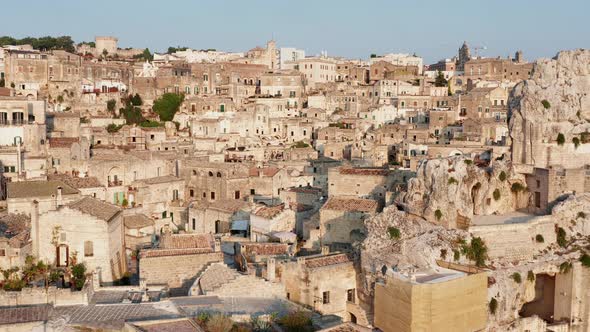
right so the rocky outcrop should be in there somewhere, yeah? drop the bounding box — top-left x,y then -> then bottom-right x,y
398,156 -> 528,228
509,49 -> 590,169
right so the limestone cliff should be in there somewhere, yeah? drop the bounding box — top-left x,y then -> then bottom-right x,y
509,49 -> 590,169
360,193 -> 590,330
398,156 -> 528,228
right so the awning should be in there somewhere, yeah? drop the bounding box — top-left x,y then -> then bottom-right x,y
231,220 -> 249,231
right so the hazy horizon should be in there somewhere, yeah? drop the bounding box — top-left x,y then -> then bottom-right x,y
2,0 -> 589,64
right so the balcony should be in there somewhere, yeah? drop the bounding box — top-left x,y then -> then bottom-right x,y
108,180 -> 123,187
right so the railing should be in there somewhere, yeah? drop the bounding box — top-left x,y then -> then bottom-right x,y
108,180 -> 123,187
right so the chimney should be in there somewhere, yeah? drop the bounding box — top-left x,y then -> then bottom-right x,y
56,186 -> 63,207
31,200 -> 40,258
267,258 -> 276,282
321,245 -> 330,256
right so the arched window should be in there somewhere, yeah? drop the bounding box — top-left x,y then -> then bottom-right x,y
208,171 -> 214,177
216,172 -> 222,178
192,170 -> 197,176
84,241 -> 94,257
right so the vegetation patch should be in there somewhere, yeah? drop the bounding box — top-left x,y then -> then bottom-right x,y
557,133 -> 565,146
560,261 -> 573,274
541,99 -> 551,109
527,270 -> 535,282
153,93 -> 184,121
511,182 -> 526,193
489,298 -> 498,314
499,171 -> 507,182
462,237 -> 488,267
535,234 -> 544,243
448,177 -> 458,185
580,253 -> 590,268
387,226 -> 401,240
511,272 -> 522,284
573,137 -> 581,148
434,209 -> 443,220
556,227 -> 567,247
493,189 -> 501,201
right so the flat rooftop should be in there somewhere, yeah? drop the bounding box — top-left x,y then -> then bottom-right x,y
471,211 -> 537,226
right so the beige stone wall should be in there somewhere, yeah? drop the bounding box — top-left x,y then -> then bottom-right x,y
469,216 -> 555,261
282,260 -> 357,320
320,209 -> 367,244
139,252 -> 222,292
374,272 -> 487,332
0,285 -> 90,307
37,208 -> 123,283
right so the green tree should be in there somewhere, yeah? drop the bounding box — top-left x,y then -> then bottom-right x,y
167,46 -> 188,54
464,237 -> 488,267
130,93 -> 143,106
133,48 -> 153,61
107,99 -> 117,113
434,71 -> 448,87
153,93 -> 184,121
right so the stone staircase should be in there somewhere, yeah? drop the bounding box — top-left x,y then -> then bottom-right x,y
189,262 -> 285,298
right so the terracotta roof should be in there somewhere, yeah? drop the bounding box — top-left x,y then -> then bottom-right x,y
7,180 -> 79,199
253,204 -> 285,219
241,243 -> 289,257
305,253 -> 351,269
0,213 -> 31,248
339,167 -> 389,176
0,213 -> 30,237
67,197 -> 121,222
286,186 -> 322,194
124,214 -> 154,229
159,233 -> 215,250
48,173 -> 102,189
48,137 -> 79,148
322,197 -> 378,213
140,248 -> 215,258
248,167 -> 280,177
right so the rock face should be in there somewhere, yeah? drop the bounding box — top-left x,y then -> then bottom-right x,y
398,156 -> 528,228
509,49 -> 590,169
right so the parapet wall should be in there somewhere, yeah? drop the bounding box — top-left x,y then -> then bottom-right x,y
0,283 -> 91,307
469,215 -> 555,261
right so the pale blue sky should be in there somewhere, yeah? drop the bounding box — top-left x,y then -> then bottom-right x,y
1,0 -> 588,63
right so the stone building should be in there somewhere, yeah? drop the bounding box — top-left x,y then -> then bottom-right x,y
319,197 -> 378,246
525,167 -> 590,214
0,213 -> 31,271
374,268 -> 487,332
6,180 -> 80,215
188,198 -> 250,234
34,197 -> 125,284
463,56 -> 533,82
250,203 -> 296,242
281,251 -> 361,323
139,233 -> 222,295
328,167 -> 395,204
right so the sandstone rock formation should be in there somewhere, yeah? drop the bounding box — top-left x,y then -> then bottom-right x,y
509,49 -> 590,169
398,156 -> 528,228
